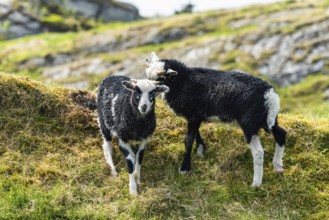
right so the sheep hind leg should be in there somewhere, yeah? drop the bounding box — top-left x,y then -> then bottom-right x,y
248,135 -> 264,187
272,125 -> 286,175
194,130 -> 206,158
135,141 -> 147,184
180,120 -> 201,174
102,138 -> 118,177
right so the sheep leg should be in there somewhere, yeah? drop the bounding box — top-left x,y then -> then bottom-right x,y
249,135 -> 264,187
119,141 -> 137,195
102,138 -> 117,177
135,141 -> 147,184
272,125 -> 286,174
179,120 -> 201,174
195,130 -> 206,158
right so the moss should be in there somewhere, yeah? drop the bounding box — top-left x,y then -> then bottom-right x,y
0,73 -> 328,218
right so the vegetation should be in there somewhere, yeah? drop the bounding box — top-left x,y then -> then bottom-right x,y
1,0 -> 329,218
0,73 -> 328,219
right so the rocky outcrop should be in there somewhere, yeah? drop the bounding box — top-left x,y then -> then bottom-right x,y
41,0 -> 141,22
0,0 -> 42,39
3,1 -> 329,90
0,0 -> 141,39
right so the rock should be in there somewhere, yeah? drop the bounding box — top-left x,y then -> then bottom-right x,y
65,0 -> 99,18
0,0 -> 141,40
99,1 -> 140,22
8,11 -> 28,23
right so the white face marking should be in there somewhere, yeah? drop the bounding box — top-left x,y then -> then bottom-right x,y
146,52 -> 165,80
135,80 -> 157,114
249,135 -> 264,187
264,88 -> 280,129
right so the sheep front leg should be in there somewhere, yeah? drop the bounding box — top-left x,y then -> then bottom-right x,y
119,141 -> 137,195
135,140 -> 147,184
180,120 -> 201,174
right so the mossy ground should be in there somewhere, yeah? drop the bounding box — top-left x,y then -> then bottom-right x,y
0,73 -> 328,219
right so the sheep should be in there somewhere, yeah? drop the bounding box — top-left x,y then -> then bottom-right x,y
97,75 -> 169,194
145,52 -> 287,187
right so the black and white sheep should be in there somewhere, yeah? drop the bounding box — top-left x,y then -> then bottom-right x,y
145,52 -> 286,187
97,75 -> 169,194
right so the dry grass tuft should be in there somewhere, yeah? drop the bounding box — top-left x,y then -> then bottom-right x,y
0,73 -> 328,219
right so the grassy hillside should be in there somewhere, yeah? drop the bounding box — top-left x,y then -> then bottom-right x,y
0,73 -> 328,219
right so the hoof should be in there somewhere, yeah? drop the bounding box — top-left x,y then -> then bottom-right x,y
112,171 -> 118,177
130,191 -> 138,196
276,169 -> 284,176
273,163 -> 284,175
251,182 -> 262,188
179,167 -> 190,174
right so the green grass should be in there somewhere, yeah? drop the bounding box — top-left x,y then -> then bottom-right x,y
0,73 -> 328,219
278,74 -> 329,117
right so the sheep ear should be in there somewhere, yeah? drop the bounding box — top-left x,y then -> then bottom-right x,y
122,81 -> 135,91
151,52 -> 159,62
166,69 -> 177,76
155,85 -> 169,96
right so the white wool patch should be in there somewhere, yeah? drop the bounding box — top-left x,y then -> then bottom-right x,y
146,60 -> 165,80
264,88 -> 280,129
111,95 -> 118,119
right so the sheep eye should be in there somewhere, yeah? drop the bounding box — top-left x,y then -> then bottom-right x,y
149,90 -> 156,102
135,87 -> 142,100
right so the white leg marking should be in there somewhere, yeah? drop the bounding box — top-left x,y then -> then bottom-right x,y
135,140 -> 147,184
120,141 -> 138,195
179,168 -> 188,174
249,135 -> 264,187
273,143 -> 284,174
102,139 -> 117,177
196,143 -> 205,158
129,172 -> 137,195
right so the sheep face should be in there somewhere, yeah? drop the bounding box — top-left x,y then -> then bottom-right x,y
145,52 -> 177,81
122,79 -> 169,115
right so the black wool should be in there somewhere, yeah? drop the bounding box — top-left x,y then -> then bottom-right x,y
152,58 -> 287,174
97,75 -> 156,143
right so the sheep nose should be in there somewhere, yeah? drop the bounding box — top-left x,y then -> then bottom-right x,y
141,104 -> 147,112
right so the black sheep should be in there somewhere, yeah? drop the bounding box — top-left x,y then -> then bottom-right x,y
145,52 -> 286,187
97,75 -> 169,194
